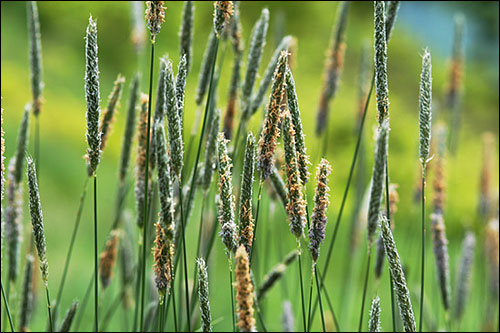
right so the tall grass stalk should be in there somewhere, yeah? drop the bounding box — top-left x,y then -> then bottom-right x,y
139,40 -> 155,332
418,48 -> 432,332
52,176 -> 90,323
1,279 -> 14,332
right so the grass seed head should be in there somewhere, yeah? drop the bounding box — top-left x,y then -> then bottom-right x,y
197,257 -> 213,332
119,73 -> 140,183
179,1 -> 194,72
235,245 -> 256,332
380,216 -> 416,332
258,51 -> 287,180
239,133 -> 256,254
85,16 -> 102,177
430,213 -> 451,310
309,159 -> 332,262
214,1 -> 234,37
485,218 -> 499,301
384,1 -> 400,42
135,93 -> 150,229
5,158 -> 23,282
419,48 -> 432,165
368,296 -> 381,332
26,156 -> 48,286
59,300 -> 79,332
100,74 -> 125,151
196,30 -> 218,106
153,222 -> 174,296
146,1 -> 166,42
367,119 -> 389,247
454,231 -> 475,320
374,1 -> 390,124
99,229 -> 121,289
19,254 -> 34,331
217,133 -> 238,253
282,112 -> 306,239
241,8 -> 269,107
27,1 -> 43,116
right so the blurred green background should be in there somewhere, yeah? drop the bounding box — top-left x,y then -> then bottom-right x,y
1,1 -> 499,332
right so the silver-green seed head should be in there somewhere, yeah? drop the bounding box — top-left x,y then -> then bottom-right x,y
165,58 -> 184,178
239,133 -> 256,254
146,1 -> 166,42
368,296 -> 381,332
26,156 -> 49,286
419,48 -> 432,165
85,16 -> 101,177
217,133 -> 237,253
380,216 -> 416,332
27,1 -> 43,116
374,1 -> 389,124
367,119 -> 389,246
197,257 -> 213,332
179,1 -> 194,72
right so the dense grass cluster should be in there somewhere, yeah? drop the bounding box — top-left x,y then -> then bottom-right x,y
0,1 -> 498,333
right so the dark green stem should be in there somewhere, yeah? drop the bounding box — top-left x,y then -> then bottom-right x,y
314,265 -> 326,333
132,235 -> 143,332
140,40 -> 155,332
313,73 -> 375,318
35,115 -> 40,177
54,176 -> 90,322
1,279 -> 14,332
358,249 -> 372,332
178,177 -> 191,332
297,241 -> 307,332
419,168 -> 426,332
93,175 -> 98,332
228,257 -> 236,332
307,272 -> 313,331
45,286 -> 54,332
385,156 -> 396,333
249,179 -> 264,265
184,37 -> 220,228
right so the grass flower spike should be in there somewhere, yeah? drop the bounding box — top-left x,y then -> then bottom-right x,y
258,51 -> 287,180
84,16 -> 101,177
374,1 -> 389,124
239,133 -> 255,254
282,113 -> 306,239
235,245 -> 256,332
368,296 -> 381,332
197,258 -> 213,332
179,1 -> 194,72
146,1 -> 166,42
100,74 -> 125,150
380,216 -> 416,332
309,159 -> 332,262
214,1 -> 234,38
27,1 -> 43,116
217,133 -> 238,253
419,48 -> 432,166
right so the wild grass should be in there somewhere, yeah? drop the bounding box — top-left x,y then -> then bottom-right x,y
0,1 -> 498,333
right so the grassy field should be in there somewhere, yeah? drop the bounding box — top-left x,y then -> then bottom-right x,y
1,1 -> 499,332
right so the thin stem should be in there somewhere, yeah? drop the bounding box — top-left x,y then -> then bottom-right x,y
93,174 -> 98,332
172,276 -> 178,332
314,265 -> 326,333
188,190 -> 208,322
312,73 -> 375,321
184,37 -> 220,228
45,286 -> 54,332
140,40 -> 155,332
249,179 -> 264,265
35,115 -> 40,177
385,157 -> 396,333
307,272 -> 314,331
178,177 -> 191,332
297,241 -> 307,332
74,273 -> 93,331
133,235 -> 143,332
53,176 -> 90,322
1,279 -> 14,332
358,250 -> 372,332
419,168 -> 426,332
390,274 -> 396,332
318,270 -> 340,331
320,74 -> 374,282
228,256 -> 236,332
158,298 -> 164,332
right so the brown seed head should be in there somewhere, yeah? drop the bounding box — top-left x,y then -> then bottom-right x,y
235,245 -> 256,332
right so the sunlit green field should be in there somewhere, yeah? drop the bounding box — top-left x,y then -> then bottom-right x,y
1,1 -> 499,332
